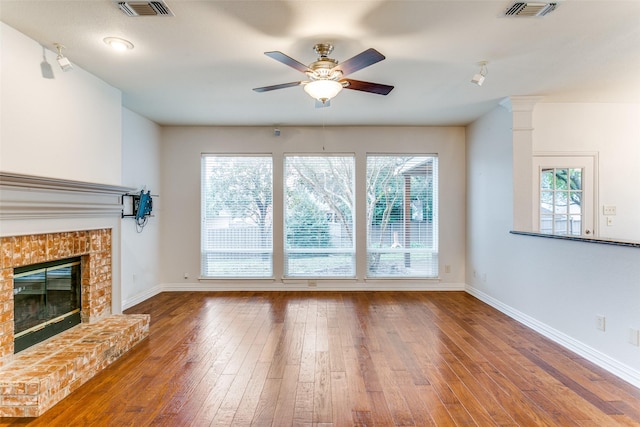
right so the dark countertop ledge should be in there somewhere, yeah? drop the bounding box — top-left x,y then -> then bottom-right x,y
510,230 -> 640,248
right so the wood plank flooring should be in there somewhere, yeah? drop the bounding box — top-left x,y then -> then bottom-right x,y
2,291 -> 639,426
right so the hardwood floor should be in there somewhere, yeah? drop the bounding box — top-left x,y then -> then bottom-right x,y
3,291 -> 639,426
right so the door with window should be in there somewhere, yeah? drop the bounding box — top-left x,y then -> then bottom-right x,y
533,155 -> 595,236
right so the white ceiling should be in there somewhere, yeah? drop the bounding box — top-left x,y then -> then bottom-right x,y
1,0 -> 639,126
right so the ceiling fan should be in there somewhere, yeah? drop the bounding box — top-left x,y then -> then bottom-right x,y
253,43 -> 394,107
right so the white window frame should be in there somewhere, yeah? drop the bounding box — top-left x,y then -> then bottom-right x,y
532,153 -> 598,237
283,154 -> 356,279
200,154 -> 274,278
365,154 -> 439,279
199,151 -> 440,281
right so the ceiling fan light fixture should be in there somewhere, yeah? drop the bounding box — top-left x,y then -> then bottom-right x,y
103,37 -> 135,51
304,80 -> 343,103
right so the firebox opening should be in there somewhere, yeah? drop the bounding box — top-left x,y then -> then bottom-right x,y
13,256 -> 82,353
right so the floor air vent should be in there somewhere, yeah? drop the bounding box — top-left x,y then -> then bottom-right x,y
116,1 -> 174,17
504,2 -> 557,17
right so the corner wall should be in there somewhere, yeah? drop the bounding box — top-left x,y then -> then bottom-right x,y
466,104 -> 640,388
120,109 -> 162,309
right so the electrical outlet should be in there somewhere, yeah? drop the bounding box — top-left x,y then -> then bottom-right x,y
596,315 -> 606,331
308,280 -> 317,287
629,329 -> 640,346
444,265 -> 451,274
183,272 -> 189,279
606,217 -> 614,226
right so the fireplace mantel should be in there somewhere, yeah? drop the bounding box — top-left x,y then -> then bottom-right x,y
0,172 -> 133,221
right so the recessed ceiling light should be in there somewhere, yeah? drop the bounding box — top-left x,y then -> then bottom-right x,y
103,37 -> 134,51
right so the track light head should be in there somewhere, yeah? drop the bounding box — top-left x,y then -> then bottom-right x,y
471,61 -> 488,86
54,43 -> 73,72
471,73 -> 486,86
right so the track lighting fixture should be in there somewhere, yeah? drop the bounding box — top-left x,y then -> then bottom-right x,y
54,43 -> 73,72
471,61 -> 488,86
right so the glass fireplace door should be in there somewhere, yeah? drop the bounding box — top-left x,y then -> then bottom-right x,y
13,257 -> 81,352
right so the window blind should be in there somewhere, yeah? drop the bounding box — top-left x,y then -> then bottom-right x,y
201,155 -> 273,277
284,155 -> 355,277
366,155 -> 439,278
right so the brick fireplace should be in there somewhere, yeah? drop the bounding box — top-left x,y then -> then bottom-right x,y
0,173 -> 150,417
0,229 -> 114,364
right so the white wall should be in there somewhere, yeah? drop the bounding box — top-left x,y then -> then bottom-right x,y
0,22 -> 122,185
533,103 -> 640,241
120,108 -> 162,309
466,104 -> 640,388
160,126 -> 466,290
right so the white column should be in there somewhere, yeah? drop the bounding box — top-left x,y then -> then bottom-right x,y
499,96 -> 543,231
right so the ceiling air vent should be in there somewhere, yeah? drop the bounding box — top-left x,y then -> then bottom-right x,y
115,1 -> 174,17
504,2 -> 558,17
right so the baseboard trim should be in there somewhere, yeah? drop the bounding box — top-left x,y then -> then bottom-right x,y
465,284 -> 640,389
121,285 -> 163,311
159,281 -> 465,292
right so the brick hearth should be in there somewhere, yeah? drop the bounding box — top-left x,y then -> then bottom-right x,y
0,229 -> 149,417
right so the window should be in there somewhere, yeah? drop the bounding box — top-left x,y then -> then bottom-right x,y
366,155 -> 439,278
533,155 -> 595,236
539,168 -> 583,235
201,155 -> 273,277
284,155 -> 355,277
200,153 -> 439,280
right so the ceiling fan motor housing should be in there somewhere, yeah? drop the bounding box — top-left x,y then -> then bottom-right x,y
307,43 -> 342,81
307,59 -> 341,80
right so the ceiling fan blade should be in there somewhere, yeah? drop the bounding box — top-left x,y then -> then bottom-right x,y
333,48 -> 385,76
342,79 -> 394,95
264,51 -> 310,73
253,81 -> 303,92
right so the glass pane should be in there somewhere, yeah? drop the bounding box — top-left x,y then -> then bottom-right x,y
13,270 -> 46,334
285,156 -> 355,277
201,156 -> 273,277
569,214 -> 582,236
286,253 -> 354,277
540,191 -> 554,212
569,191 -> 582,213
540,169 -> 554,190
554,217 -> 568,235
554,169 -> 569,190
554,192 -> 568,213
366,155 -> 438,278
540,215 -> 553,234
46,264 -> 80,318
13,260 -> 81,335
569,168 -> 582,191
